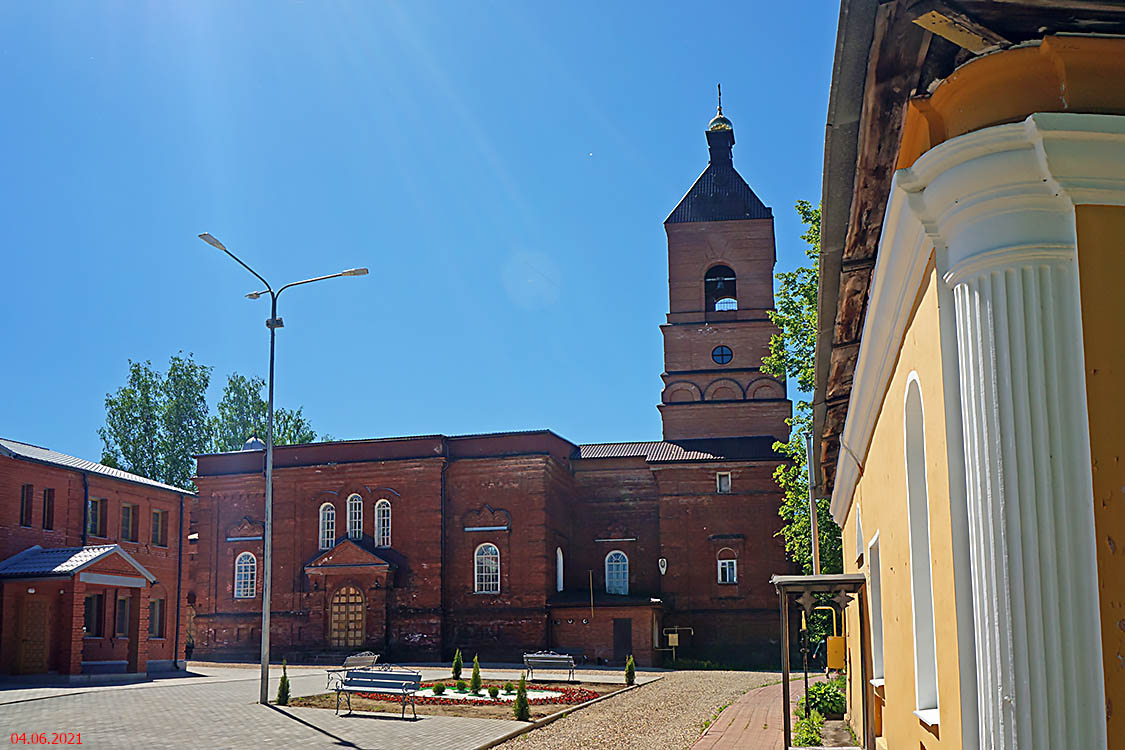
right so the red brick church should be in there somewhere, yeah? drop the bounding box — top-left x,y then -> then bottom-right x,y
187,106 -> 793,667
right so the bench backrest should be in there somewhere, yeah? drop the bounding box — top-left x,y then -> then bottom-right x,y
342,653 -> 379,668
524,653 -> 574,666
342,669 -> 421,693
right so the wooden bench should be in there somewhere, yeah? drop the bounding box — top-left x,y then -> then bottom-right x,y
324,651 -> 380,688
523,651 -> 575,682
328,665 -> 422,719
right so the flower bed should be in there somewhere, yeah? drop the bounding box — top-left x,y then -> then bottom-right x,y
356,683 -> 599,707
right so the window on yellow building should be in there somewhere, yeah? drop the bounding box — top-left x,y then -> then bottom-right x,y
905,377 -> 939,715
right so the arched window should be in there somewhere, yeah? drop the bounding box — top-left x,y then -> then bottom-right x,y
347,494 -> 363,540
375,500 -> 392,547
556,547 -> 564,592
605,550 -> 629,595
717,548 -> 738,584
905,376 -> 939,714
704,265 -> 737,311
474,543 -> 500,594
319,503 -> 336,550
234,552 -> 256,599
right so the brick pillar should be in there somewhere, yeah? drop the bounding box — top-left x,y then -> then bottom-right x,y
1,582 -> 20,674
126,586 -> 150,674
58,579 -> 86,676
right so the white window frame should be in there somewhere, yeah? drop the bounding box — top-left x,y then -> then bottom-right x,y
319,503 -> 336,550
716,471 -> 732,494
346,494 -> 363,540
474,543 -> 500,594
605,550 -> 629,595
905,375 -> 939,716
375,499 -> 392,547
868,533 -> 885,681
556,547 -> 564,592
234,552 -> 257,599
717,558 -> 737,584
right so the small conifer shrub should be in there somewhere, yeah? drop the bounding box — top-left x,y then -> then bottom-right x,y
432,682 -> 446,695
513,672 -> 530,721
488,685 -> 500,699
452,648 -> 463,680
470,654 -> 483,694
625,655 -> 636,686
504,681 -> 515,694
276,659 -> 290,705
456,679 -> 468,692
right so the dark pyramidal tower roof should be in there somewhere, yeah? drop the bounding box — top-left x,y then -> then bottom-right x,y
665,104 -> 772,224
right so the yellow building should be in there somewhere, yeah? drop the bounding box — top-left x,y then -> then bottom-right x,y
813,2 -> 1125,748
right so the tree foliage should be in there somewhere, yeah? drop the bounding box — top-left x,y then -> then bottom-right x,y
208,374 -> 320,453
762,201 -> 843,577
99,352 -> 327,490
99,353 -> 211,490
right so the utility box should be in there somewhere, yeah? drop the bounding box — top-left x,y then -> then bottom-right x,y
826,635 -> 845,670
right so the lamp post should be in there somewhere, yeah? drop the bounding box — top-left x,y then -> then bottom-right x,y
199,232 -> 367,705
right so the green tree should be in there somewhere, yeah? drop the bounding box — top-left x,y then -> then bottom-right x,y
277,659 -> 290,705
209,374 -> 320,452
100,353 -> 327,489
469,654 -> 482,695
99,352 -> 212,490
513,672 -> 530,721
624,655 -> 635,686
762,201 -> 843,577
451,648 -> 463,680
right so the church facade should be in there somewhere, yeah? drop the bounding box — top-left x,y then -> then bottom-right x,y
187,107 -> 793,667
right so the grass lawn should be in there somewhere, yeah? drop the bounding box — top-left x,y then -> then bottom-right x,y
291,682 -> 623,721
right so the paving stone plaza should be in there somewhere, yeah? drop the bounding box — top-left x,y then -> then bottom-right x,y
0,664 -> 661,750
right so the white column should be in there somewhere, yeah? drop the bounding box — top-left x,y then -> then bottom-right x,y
898,113 -> 1124,750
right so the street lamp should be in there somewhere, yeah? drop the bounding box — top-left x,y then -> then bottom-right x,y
198,232 -> 367,705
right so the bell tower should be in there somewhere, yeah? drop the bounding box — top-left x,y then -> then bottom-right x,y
658,97 -> 791,442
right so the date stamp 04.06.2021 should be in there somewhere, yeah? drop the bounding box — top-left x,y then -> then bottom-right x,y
10,734 -> 81,745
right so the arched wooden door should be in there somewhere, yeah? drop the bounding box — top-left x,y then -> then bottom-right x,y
329,586 -> 365,648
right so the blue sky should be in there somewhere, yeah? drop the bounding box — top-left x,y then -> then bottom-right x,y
0,2 -> 836,461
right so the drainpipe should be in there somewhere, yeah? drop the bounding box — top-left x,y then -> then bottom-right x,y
440,438 -> 449,659
173,493 -> 184,670
81,473 -> 90,546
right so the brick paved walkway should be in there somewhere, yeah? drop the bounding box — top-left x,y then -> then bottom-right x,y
691,677 -> 809,750
0,665 -> 514,750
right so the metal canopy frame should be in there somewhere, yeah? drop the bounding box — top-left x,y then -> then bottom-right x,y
771,573 -> 868,750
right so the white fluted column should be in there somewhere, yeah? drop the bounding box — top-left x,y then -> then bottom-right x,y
898,113 -> 1121,750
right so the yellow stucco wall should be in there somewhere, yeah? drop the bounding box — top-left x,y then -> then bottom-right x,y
842,263 -> 964,749
1076,204 -> 1125,748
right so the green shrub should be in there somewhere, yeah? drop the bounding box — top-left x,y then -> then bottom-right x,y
805,681 -> 846,716
276,659 -> 290,706
793,709 -> 825,746
470,654 -> 482,694
513,673 -> 530,721
432,682 -> 446,695
624,655 -> 635,686
488,685 -> 500,699
504,681 -> 515,694
456,680 -> 467,692
452,648 -> 463,680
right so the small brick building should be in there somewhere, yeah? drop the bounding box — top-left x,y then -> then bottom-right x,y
0,439 -> 190,677
188,108 -> 795,668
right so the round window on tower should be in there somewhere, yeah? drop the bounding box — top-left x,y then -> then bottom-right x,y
712,345 -> 733,365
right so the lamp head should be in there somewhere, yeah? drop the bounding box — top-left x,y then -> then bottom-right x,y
198,233 -> 227,251
245,291 -> 263,300
342,268 -> 369,277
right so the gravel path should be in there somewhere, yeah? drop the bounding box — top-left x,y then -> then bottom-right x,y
497,670 -> 779,750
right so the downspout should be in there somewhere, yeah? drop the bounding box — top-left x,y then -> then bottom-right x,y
440,438 -> 449,659
173,493 -> 184,670
81,472 -> 90,546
